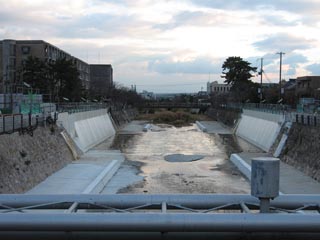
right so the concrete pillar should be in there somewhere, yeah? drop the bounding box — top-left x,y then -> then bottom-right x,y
251,157 -> 280,213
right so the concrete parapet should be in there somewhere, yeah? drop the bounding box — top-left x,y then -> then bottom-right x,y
243,109 -> 285,123
196,121 -> 207,132
230,154 -> 251,180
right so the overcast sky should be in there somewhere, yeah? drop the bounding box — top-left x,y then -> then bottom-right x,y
1,0 -> 320,93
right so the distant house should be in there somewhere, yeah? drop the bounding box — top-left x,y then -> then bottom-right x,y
207,81 -> 232,95
140,90 -> 156,100
296,76 -> 320,99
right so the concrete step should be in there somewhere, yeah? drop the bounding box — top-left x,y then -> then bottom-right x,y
26,150 -> 123,194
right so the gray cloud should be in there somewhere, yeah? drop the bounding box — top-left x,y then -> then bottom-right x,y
284,53 -> 308,65
306,63 -> 320,75
189,0 -> 320,14
148,57 -> 222,74
154,11 -> 206,30
259,14 -> 299,27
284,53 -> 308,76
253,33 -> 316,52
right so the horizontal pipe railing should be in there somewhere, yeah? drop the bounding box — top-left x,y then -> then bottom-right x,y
0,194 -> 319,210
0,213 -> 320,232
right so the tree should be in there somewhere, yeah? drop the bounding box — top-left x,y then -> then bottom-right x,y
23,56 -> 83,102
23,56 -> 49,91
109,83 -> 143,107
221,57 -> 258,102
222,56 -> 257,85
49,58 -> 82,102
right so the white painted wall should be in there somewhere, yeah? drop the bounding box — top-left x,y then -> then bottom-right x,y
57,109 -> 116,152
236,110 -> 285,152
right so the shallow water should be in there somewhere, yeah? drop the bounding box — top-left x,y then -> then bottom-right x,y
103,123 -> 250,194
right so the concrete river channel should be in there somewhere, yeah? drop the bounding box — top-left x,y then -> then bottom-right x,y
97,121 -> 251,194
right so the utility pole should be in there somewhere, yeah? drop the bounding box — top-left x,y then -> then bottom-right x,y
276,52 -> 285,101
259,58 -> 263,102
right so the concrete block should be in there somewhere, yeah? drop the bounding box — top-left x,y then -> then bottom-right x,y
251,157 -> 280,199
196,121 -> 207,132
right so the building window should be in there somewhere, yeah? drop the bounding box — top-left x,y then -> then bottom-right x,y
21,46 -> 30,54
9,58 -> 16,68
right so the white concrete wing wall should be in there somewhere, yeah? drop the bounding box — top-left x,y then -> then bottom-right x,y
236,111 -> 284,152
74,114 -> 115,152
57,109 -> 116,152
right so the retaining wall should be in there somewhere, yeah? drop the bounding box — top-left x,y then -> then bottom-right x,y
0,126 -> 73,193
236,110 -> 285,152
57,109 -> 116,152
281,123 -> 320,181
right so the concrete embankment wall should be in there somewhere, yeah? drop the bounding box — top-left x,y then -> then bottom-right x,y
0,126 -> 73,193
281,123 -> 320,181
57,109 -> 116,152
235,110 -> 285,152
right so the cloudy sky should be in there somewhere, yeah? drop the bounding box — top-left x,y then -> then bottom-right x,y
1,0 -> 320,93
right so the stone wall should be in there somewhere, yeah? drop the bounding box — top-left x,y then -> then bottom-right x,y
0,126 -> 73,193
281,123 -> 320,181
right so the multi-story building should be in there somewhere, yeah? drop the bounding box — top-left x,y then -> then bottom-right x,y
0,39 -> 90,93
296,76 -> 320,99
89,64 -> 113,97
207,81 -> 232,95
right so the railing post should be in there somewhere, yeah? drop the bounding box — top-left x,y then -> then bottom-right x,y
2,115 -> 5,133
12,114 -> 15,132
28,112 -> 32,128
251,157 -> 280,213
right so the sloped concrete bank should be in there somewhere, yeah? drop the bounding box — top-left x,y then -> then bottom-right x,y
0,126 -> 73,193
209,108 -> 320,183
281,123 -> 320,181
0,107 -> 137,193
236,110 -> 285,152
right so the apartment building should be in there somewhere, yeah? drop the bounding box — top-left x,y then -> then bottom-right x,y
0,39 -> 90,93
89,64 -> 113,97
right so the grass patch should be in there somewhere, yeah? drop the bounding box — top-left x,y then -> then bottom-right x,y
136,110 -> 211,127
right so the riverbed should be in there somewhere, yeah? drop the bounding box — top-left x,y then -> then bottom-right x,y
99,121 -> 250,194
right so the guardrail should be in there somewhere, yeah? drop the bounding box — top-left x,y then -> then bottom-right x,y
287,112 -> 319,127
56,102 -> 109,114
226,103 -> 291,115
0,113 -> 57,136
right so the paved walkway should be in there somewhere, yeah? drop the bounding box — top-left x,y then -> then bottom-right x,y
27,150 -> 124,194
231,152 -> 320,194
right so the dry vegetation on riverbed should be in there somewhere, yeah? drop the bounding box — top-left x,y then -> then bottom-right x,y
136,109 -> 211,127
